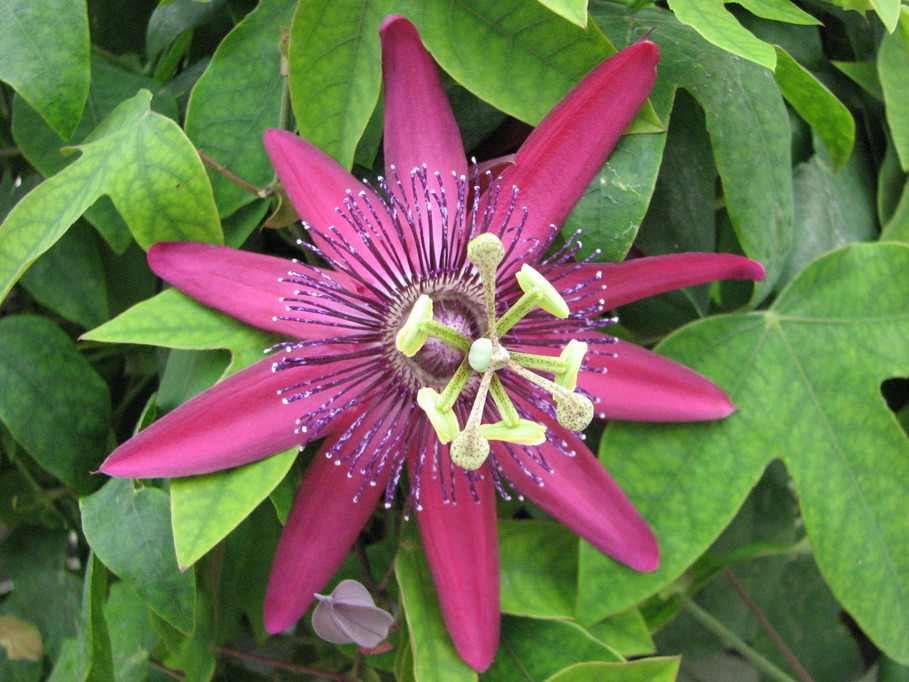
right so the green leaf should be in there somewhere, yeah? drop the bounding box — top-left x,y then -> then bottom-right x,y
74,554 -> 115,682
405,0 -> 615,127
879,28 -> 909,171
0,316 -> 111,493
19,222 -> 109,329
288,0 -> 384,168
666,0 -> 777,69
736,0 -> 820,25
396,526 -> 477,682
580,243 -> 909,662
81,479 -> 197,635
0,91 -> 222,301
536,0 -> 589,27
104,584 -> 157,682
146,0 -> 227,60
832,60 -> 884,101
498,520 -> 577,619
542,657 -> 680,682
594,4 -> 794,301
82,288 -> 274,375
185,0 -> 297,217
778,139 -> 876,287
773,46 -> 855,171
171,448 -> 297,569
870,0 -> 901,32
484,616 -> 622,682
881,177 -> 909,242
0,0 -> 89,138
584,610 -> 654,658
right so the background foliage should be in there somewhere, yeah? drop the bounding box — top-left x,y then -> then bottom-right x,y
1,0 -> 909,680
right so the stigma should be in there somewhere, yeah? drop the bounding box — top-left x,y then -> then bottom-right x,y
396,232 -> 593,470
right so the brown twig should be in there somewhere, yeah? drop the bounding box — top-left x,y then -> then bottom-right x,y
725,567 -> 816,682
197,149 -> 274,198
216,646 -> 357,681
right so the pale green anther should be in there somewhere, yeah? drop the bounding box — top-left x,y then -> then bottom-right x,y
515,264 -> 569,318
555,392 -> 594,432
416,388 -> 460,443
395,294 -> 433,357
466,232 -> 505,268
480,419 -> 546,445
450,428 -> 490,471
554,340 -> 588,391
468,338 -> 494,372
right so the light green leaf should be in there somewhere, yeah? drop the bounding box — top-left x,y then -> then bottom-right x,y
0,91 -> 222,302
736,0 -> 820,24
584,610 -> 654,657
396,526 -> 477,682
773,46 -> 855,171
185,0 -> 297,217
879,28 -> 909,171
483,616 -> 622,682
595,5 -> 793,301
74,554 -> 114,682
0,0 -> 89,138
542,657 -> 680,682
536,0 -> 588,27
498,520 -> 577,619
81,479 -> 197,635
171,448 -> 297,569
82,288 -> 274,375
580,243 -> 909,663
881,177 -> 909,242
870,0 -> 901,32
104,584 -> 157,682
288,0 -> 384,168
666,0 -> 777,69
0,316 -> 110,493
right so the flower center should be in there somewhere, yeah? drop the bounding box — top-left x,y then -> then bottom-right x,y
396,233 -> 594,471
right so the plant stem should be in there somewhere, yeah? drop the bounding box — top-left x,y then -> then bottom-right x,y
725,568 -> 816,682
674,593 -> 800,682
197,149 -> 273,198
216,646 -> 357,681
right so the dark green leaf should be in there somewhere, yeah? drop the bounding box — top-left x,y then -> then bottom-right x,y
74,554 -> 115,682
81,479 -> 197,635
104,583 -> 158,682
581,243 -> 909,662
484,616 -> 622,682
147,0 -> 228,60
19,222 -> 109,329
0,0 -> 89,138
0,316 -> 111,493
594,3 -> 794,302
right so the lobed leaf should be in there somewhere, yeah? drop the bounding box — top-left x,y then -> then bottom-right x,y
0,91 -> 222,302
580,243 -> 909,663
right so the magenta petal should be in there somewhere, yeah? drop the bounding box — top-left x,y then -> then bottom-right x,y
380,16 -> 466,267
380,16 -> 466,183
100,355 -> 344,478
264,427 -> 387,633
263,130 -> 387,282
495,423 -> 658,572
148,242 -> 365,340
579,335 -> 735,421
415,463 -> 499,672
554,253 -> 766,312
491,41 -> 659,257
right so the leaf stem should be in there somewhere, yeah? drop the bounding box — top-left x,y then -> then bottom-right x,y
196,149 -> 273,198
674,593 -> 800,682
724,568 -> 816,682
216,646 -> 357,681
